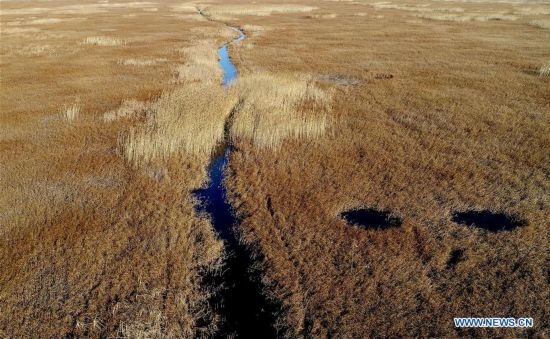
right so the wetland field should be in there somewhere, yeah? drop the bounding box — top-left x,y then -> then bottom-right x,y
1,0 -> 549,337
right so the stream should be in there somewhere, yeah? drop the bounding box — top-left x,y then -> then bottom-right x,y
192,23 -> 278,338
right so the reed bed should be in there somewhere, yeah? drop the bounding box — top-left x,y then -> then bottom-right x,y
175,40 -> 223,82
230,73 -> 331,149
122,83 -> 237,164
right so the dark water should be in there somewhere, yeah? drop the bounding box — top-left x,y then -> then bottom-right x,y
451,210 -> 526,232
193,148 -> 236,244
192,26 -> 278,338
341,208 -> 402,229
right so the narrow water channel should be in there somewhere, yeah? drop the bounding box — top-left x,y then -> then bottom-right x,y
192,25 -> 278,338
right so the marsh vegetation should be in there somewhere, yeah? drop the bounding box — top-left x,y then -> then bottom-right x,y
1,0 -> 549,337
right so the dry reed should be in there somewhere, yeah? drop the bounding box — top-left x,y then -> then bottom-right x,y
60,103 -> 80,121
122,83 -> 237,164
83,36 -> 125,46
230,73 -> 331,148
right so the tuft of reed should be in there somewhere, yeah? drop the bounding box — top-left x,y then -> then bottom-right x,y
539,64 -> 550,77
61,103 -> 80,121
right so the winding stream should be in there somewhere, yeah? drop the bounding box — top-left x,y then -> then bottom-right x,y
193,22 -> 277,338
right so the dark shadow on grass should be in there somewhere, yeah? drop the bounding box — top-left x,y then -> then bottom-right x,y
451,210 -> 526,232
341,208 -> 402,230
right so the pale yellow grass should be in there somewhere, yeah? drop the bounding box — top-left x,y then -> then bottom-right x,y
60,103 -> 80,121
230,73 -> 331,149
0,2 -> 158,15
416,13 -> 518,22
103,99 -> 149,122
2,27 -> 41,35
241,24 -> 267,32
122,83 -> 237,164
530,19 -> 550,29
118,58 -> 167,66
514,6 -> 550,15
169,13 -> 206,21
175,40 -> 223,82
539,64 -> 550,77
187,26 -> 238,40
10,43 -> 54,56
25,18 -> 86,25
170,4 -> 200,12
311,13 -> 338,19
201,4 -> 317,17
370,2 -> 465,13
83,36 -> 125,46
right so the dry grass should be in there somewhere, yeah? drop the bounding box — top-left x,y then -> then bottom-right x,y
2,27 -> 41,35
539,64 -> 550,76
309,13 -> 339,19
530,19 -> 550,29
416,12 -> 519,21
60,103 -> 80,122
25,18 -> 86,25
0,2 -> 228,336
230,73 -> 331,148
174,40 -> 223,82
201,4 -> 318,17
82,36 -> 125,46
221,0 -> 550,337
103,99 -> 149,122
2,0 -> 549,337
118,57 -> 167,66
370,2 -> 465,13
122,83 -> 237,164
